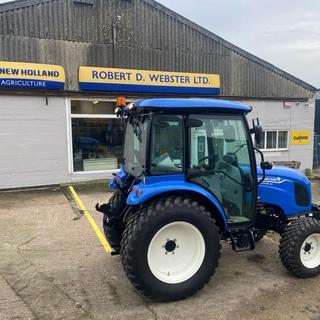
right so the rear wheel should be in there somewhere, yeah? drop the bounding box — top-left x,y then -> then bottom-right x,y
120,197 -> 221,301
279,218 -> 320,278
103,191 -> 126,250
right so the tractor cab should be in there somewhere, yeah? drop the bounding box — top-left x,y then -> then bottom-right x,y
120,98 -> 259,228
96,98 -> 320,302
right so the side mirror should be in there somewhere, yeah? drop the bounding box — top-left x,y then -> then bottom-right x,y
254,125 -> 263,145
260,161 -> 273,170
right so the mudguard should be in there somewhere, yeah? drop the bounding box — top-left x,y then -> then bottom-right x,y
258,166 -> 312,216
126,174 -> 228,229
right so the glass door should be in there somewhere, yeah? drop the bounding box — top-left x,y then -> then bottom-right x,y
188,114 -> 256,226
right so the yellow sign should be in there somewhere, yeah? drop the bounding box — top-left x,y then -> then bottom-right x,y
0,61 -> 65,90
79,66 -> 220,94
291,131 -> 311,145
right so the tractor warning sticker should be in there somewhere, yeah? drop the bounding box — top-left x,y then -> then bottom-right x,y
291,131 -> 311,145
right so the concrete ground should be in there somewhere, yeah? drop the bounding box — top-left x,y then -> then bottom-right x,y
0,182 -> 320,320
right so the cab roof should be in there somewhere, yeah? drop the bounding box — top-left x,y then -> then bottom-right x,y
133,98 -> 252,113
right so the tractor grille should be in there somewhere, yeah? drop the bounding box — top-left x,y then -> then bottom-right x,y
294,183 -> 309,207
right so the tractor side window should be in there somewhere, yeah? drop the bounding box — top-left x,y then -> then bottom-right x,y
150,115 -> 184,175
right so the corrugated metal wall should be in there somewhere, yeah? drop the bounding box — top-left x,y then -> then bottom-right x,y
0,0 -> 315,98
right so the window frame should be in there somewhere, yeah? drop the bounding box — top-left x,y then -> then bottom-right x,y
67,98 -> 129,175
256,129 -> 289,152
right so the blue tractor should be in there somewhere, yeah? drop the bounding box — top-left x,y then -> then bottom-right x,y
96,98 -> 320,301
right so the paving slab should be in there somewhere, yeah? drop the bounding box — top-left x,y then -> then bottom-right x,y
0,181 -> 319,320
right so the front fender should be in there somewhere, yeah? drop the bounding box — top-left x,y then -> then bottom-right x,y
127,175 -> 228,229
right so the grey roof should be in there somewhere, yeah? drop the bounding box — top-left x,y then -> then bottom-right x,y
0,0 -> 317,98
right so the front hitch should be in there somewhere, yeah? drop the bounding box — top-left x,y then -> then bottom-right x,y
95,203 -> 124,229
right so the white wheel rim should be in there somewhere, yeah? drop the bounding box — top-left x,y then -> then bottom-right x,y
147,221 -> 205,284
300,233 -> 320,269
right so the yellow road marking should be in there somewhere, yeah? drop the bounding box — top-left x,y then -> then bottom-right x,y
69,186 -> 111,253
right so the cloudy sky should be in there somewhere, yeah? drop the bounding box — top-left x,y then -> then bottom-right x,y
0,0 -> 319,87
157,0 -> 320,88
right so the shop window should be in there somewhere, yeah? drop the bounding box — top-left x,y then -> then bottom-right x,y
71,100 -> 125,172
255,130 -> 288,151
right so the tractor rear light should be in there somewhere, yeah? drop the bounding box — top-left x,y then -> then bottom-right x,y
131,186 -> 135,193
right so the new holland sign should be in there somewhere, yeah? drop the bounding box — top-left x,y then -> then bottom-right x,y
0,61 -> 65,90
79,66 -> 220,95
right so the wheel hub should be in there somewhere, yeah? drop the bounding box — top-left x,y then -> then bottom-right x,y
164,239 -> 177,253
304,242 -> 312,253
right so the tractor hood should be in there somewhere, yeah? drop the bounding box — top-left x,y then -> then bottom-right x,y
257,166 -> 312,216
257,166 -> 310,186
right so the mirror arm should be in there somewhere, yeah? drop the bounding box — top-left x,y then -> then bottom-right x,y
254,147 -> 266,185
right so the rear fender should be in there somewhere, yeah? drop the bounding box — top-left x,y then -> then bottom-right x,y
127,175 -> 228,230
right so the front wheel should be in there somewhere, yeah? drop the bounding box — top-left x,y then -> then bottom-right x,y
279,218 -> 320,278
120,197 -> 221,301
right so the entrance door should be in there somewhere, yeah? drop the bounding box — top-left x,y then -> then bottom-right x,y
188,114 -> 256,226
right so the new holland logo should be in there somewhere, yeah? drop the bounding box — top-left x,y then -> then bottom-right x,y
0,61 -> 65,90
260,177 -> 288,185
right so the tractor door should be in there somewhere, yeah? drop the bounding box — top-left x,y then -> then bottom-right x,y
188,114 -> 257,226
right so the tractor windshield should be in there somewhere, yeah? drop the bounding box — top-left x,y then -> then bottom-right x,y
123,117 -> 149,177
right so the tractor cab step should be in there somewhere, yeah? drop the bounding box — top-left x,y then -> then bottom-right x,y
229,228 -> 255,252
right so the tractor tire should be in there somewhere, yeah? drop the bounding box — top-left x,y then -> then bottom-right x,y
103,191 -> 127,250
254,230 -> 267,242
120,197 -> 221,301
279,218 -> 320,278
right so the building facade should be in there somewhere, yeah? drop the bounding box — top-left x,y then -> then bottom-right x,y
0,0 -> 317,189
